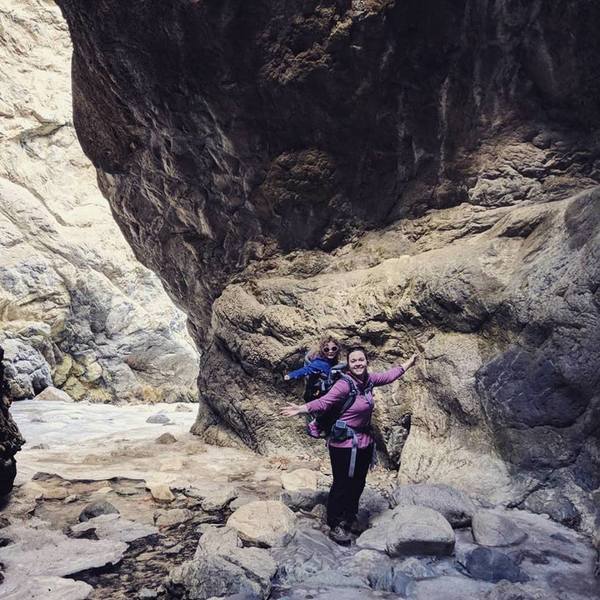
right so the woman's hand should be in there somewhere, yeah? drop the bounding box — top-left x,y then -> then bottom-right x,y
280,403 -> 307,417
402,353 -> 418,371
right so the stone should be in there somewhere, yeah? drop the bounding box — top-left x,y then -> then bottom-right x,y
201,485 -> 238,512
280,489 -> 329,512
0,519 -> 127,587
71,514 -> 158,543
390,483 -> 476,528
34,386 -> 75,403
1,576 -> 93,600
412,575 -> 494,600
78,500 -> 119,522
138,588 -> 158,599
227,501 -> 296,547
281,469 -> 319,491
148,483 -> 175,503
472,510 -> 529,547
146,413 -> 172,425
483,581 -> 551,600
155,432 -> 177,444
41,485 -> 69,500
196,525 -> 241,556
154,508 -> 194,528
465,547 -> 529,583
358,505 -> 455,557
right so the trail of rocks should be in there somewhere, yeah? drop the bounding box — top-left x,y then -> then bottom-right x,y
1,400 -> 598,599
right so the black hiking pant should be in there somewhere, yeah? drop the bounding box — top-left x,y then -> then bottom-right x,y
327,444 -> 373,528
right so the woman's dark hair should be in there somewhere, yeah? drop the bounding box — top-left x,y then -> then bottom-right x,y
346,346 -> 368,364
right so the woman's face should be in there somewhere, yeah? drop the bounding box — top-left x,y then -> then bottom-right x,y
322,341 -> 339,360
348,350 -> 367,378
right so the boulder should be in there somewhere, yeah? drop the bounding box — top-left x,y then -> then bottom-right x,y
169,524 -> 276,599
71,514 -> 158,542
201,485 -> 238,512
280,489 -> 329,512
465,547 -> 529,583
472,510 -> 528,547
154,509 -> 194,528
227,501 -> 296,547
155,432 -> 177,445
358,506 -> 455,557
390,484 -> 476,528
34,386 -> 75,403
78,500 -> 120,522
281,469 -> 319,491
148,483 -> 175,503
146,413 -> 172,425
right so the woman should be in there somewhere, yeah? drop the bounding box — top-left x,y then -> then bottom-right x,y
284,335 -> 343,402
281,346 -> 418,545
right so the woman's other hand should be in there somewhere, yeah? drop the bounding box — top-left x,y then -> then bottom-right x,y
403,353 -> 418,371
280,403 -> 307,417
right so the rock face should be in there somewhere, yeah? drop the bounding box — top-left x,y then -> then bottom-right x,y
0,0 -> 199,404
55,0 -> 600,540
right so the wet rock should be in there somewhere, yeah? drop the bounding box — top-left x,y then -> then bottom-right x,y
34,386 -> 75,403
71,513 -> 158,543
472,510 -> 528,547
146,413 -> 172,425
281,469 -> 319,491
79,500 -> 119,522
390,484 -> 476,528
155,432 -> 177,445
154,508 -> 194,528
227,500 -> 296,547
465,547 -> 529,583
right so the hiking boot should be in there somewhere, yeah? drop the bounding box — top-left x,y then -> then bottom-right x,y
347,519 -> 365,535
328,525 -> 351,546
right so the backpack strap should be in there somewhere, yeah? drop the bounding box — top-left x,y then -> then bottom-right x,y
337,374 -> 359,416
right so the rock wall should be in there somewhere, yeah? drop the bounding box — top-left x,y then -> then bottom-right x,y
0,0 -> 199,404
55,0 -> 600,537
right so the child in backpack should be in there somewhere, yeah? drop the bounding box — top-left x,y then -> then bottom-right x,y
281,345 -> 418,546
284,335 -> 343,402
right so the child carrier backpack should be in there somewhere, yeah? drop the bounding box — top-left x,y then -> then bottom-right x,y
302,352 -> 345,402
306,374 -> 374,439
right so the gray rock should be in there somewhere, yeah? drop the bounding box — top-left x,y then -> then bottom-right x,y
411,575 -> 495,599
0,519 -> 127,583
146,413 -> 172,425
70,513 -> 158,543
280,489 -> 328,512
483,581 -> 551,600
390,484 -> 476,528
34,386 -> 75,403
226,500 -> 296,547
2,339 -> 52,400
359,505 -> 455,557
465,547 -> 529,583
472,510 -> 528,547
155,432 -> 177,444
139,588 -> 158,599
385,506 -> 455,557
79,500 -> 120,522
154,508 -> 194,528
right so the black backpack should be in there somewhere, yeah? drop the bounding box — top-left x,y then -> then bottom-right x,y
307,374 -> 374,439
302,354 -> 345,402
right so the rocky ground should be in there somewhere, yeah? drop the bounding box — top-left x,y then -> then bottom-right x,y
1,400 -> 597,599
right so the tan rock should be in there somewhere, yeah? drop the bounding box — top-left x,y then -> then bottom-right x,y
281,469 -> 319,491
148,483 -> 175,503
154,508 -> 193,528
34,386 -> 74,403
226,500 -> 296,547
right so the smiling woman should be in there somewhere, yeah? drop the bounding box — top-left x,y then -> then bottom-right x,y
281,346 -> 418,545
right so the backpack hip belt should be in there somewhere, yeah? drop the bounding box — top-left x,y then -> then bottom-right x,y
329,420 -> 372,477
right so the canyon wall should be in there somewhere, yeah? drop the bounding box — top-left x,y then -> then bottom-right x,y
54,0 -> 599,537
0,0 -> 199,405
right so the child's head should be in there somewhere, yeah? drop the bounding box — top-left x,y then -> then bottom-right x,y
311,335 -> 341,362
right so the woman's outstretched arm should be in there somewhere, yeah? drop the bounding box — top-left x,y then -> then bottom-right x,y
280,378 -> 350,417
370,353 -> 418,386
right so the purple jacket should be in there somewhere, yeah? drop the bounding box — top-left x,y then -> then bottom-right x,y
305,366 -> 406,448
